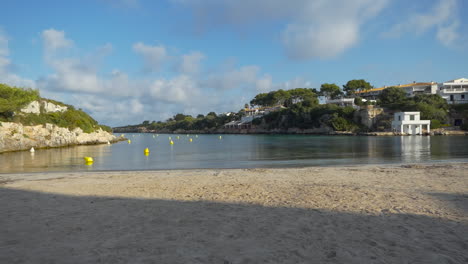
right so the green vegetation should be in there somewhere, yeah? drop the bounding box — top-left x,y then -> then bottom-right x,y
0,83 -> 40,119
126,87 -> 359,132
343,79 -> 372,96
120,78 -> 466,133
319,83 -> 342,100
124,112 -> 238,132
0,83 -> 110,133
250,88 -> 318,108
378,90 -> 449,126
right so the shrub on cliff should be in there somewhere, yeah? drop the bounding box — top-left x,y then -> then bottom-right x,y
0,84 -> 40,119
0,83 -> 111,133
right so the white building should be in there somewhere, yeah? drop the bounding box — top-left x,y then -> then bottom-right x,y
355,82 -> 438,99
325,98 -> 356,108
438,78 -> 468,104
391,112 -> 430,135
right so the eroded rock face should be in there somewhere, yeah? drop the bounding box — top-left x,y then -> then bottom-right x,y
42,101 -> 68,113
19,101 -> 41,114
0,122 -> 116,153
19,100 -> 68,115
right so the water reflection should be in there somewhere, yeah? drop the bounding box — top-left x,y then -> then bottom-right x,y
0,144 -> 111,173
0,134 -> 467,173
399,136 -> 431,163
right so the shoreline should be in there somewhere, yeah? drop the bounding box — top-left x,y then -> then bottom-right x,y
2,160 -> 468,177
1,163 -> 467,263
114,129 -> 468,136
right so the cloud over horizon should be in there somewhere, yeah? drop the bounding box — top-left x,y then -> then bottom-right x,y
173,0 -> 389,60
384,0 -> 461,47
23,28 -> 312,126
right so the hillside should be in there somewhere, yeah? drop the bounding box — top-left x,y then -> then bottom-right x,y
0,83 -> 118,153
115,86 -> 467,134
0,83 -> 111,133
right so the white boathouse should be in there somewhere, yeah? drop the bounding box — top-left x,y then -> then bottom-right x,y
391,112 -> 430,135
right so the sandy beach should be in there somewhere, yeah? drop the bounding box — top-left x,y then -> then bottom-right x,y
1,163 -> 467,263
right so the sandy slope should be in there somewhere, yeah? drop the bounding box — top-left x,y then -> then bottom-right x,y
1,163 -> 467,263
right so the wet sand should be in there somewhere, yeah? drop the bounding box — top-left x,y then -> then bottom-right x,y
1,163 -> 467,263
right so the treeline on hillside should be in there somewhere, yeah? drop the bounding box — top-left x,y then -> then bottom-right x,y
138,112 -> 238,132
124,88 -> 360,132
0,83 -> 111,133
122,79 -> 467,133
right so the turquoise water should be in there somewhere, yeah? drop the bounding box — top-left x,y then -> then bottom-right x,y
1,134 -> 468,173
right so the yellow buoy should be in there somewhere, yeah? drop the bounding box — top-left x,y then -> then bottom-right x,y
170,140 -> 174,145
144,148 -> 150,155
84,157 -> 93,164
189,138 -> 193,142
128,139 -> 131,144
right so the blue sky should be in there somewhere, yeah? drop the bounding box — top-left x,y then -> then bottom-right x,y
1,0 -> 467,126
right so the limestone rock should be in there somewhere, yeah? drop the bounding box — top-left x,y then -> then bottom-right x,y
0,122 -> 116,153
19,100 -> 68,115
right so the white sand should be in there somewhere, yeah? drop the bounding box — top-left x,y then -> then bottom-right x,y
1,163 -> 467,263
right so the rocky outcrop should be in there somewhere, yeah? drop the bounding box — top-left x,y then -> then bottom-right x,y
356,106 -> 387,130
0,122 -> 119,153
19,100 -> 68,114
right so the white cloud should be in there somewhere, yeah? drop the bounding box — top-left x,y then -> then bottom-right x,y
384,0 -> 460,47
149,75 -> 198,103
173,0 -> 389,60
282,0 -> 388,59
282,21 -> 359,60
133,42 -> 167,72
177,51 -> 204,74
30,29 -> 316,126
255,74 -> 273,92
436,21 -> 459,47
0,28 -> 35,88
202,65 -> 260,90
41,29 -> 73,53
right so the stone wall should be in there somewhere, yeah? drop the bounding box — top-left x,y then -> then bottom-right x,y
0,122 -> 118,153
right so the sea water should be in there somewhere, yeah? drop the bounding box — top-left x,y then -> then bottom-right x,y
1,134 -> 467,173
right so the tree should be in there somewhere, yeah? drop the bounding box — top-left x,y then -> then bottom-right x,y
207,112 -> 217,118
378,87 -> 407,106
284,88 -> 318,106
319,83 -> 342,100
174,113 -> 190,121
343,79 -> 372,96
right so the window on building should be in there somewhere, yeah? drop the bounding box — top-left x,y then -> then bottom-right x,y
410,115 -> 415,121
398,116 -> 401,121
462,94 -> 465,99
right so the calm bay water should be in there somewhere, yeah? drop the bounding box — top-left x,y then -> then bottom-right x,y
1,134 -> 468,173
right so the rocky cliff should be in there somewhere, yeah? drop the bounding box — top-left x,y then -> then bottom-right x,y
0,122 -> 119,153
